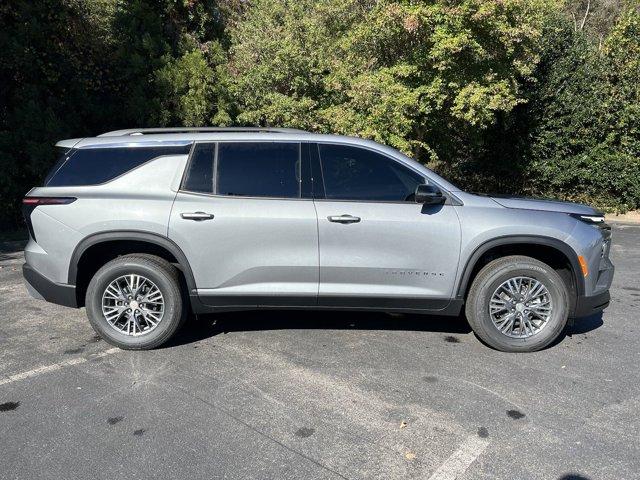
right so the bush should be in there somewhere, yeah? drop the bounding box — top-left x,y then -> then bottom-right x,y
526,9 -> 640,211
227,0 -> 554,160
1,1 -> 638,228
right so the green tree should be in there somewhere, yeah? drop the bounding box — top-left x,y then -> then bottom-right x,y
1,0 -> 638,229
108,0 -> 228,126
0,0 -> 229,227
227,0 -> 559,165
526,7 -> 640,211
155,42 -> 231,127
0,0 -> 118,227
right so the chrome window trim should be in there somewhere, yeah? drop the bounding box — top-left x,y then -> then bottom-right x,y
177,139 -> 463,205
176,190 -> 315,202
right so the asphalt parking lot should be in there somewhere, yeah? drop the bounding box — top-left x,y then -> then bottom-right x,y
1,224 -> 639,480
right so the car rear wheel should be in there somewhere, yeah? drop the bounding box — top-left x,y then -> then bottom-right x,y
465,255 -> 569,352
85,254 -> 186,350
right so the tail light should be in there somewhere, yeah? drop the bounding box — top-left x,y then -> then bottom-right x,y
22,197 -> 77,206
22,196 -> 76,241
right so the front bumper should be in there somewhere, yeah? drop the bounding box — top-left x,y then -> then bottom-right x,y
572,290 -> 610,318
23,263 -> 78,308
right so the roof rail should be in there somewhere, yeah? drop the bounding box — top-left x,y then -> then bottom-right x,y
98,127 -> 308,137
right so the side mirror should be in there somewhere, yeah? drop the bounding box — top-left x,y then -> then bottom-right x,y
415,184 -> 445,205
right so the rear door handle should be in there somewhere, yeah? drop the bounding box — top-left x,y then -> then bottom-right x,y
328,214 -> 361,224
181,211 -> 214,221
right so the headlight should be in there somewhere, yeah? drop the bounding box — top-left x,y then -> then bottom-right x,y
570,214 -> 606,225
570,213 -> 611,241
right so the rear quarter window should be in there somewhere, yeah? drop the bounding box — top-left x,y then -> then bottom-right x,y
45,145 -> 192,187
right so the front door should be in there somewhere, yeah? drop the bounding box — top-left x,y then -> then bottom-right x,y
168,141 -> 318,307
312,143 -> 461,311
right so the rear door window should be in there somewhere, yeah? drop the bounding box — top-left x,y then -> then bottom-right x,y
45,145 -> 192,187
216,142 -> 301,198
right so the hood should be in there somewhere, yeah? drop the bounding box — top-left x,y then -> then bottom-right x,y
489,194 -> 602,216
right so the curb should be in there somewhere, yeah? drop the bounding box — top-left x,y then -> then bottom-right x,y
605,214 -> 640,225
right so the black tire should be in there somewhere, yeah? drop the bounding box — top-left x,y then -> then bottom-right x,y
465,255 -> 569,352
85,254 -> 187,350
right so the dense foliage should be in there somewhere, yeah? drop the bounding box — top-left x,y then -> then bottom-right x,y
1,0 -> 638,227
229,0 -> 551,156
526,9 -> 640,211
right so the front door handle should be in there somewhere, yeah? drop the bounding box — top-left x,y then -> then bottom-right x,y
328,214 -> 361,224
181,211 -> 214,221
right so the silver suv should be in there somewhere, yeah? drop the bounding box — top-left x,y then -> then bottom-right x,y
22,127 -> 614,352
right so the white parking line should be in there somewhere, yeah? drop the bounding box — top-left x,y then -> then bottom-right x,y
0,348 -> 119,386
428,435 -> 490,480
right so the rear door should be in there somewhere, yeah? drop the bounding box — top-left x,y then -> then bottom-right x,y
168,141 -> 319,307
312,143 -> 461,311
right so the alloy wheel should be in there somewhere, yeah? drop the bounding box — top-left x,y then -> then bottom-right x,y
489,276 -> 553,339
101,274 -> 165,336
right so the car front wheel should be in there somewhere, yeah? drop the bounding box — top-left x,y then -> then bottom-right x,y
465,255 -> 570,352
